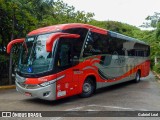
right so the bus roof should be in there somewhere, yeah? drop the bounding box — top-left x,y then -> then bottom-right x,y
27,23 -> 107,36
109,31 -> 148,45
27,23 -> 148,46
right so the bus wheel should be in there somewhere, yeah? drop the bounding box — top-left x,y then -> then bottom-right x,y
134,71 -> 141,83
80,78 -> 95,98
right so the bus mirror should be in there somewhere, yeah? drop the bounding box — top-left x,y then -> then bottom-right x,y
7,38 -> 25,54
46,33 -> 80,52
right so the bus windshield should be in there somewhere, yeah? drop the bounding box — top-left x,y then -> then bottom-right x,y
18,33 -> 54,74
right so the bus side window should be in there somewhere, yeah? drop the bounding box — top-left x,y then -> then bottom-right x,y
83,31 -> 109,57
59,44 -> 71,67
128,49 -> 135,56
56,38 -> 72,69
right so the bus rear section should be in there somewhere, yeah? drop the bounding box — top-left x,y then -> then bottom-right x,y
7,23 -> 150,100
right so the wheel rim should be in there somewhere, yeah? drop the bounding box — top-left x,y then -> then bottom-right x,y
83,83 -> 91,93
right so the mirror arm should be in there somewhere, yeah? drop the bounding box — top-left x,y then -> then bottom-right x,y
7,38 -> 24,54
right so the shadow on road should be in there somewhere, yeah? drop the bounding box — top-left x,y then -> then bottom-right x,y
23,95 -> 81,106
95,80 -> 140,95
22,79 -> 143,106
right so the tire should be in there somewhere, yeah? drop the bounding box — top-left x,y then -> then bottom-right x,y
134,71 -> 141,83
80,78 -> 95,98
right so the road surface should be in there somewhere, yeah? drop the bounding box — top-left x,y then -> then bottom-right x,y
0,72 -> 160,120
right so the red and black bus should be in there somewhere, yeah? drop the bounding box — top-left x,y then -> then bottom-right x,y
7,23 -> 150,100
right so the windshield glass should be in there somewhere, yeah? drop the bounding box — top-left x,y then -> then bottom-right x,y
18,33 -> 54,74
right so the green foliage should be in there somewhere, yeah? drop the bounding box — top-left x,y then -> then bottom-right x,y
141,12 -> 160,28
89,20 -> 143,39
0,0 -> 94,45
0,54 -> 9,62
0,0 -> 159,70
156,22 -> 160,40
153,63 -> 160,73
140,12 -> 160,69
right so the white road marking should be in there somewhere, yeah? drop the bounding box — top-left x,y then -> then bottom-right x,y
86,109 -> 99,111
50,104 -> 149,120
88,104 -> 149,111
65,104 -> 149,111
52,117 -> 63,120
65,106 -> 85,111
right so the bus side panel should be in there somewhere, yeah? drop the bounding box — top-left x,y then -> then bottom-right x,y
141,60 -> 150,77
55,56 -> 100,100
55,56 -> 150,100
96,59 -> 150,89
56,81 -> 79,100
55,67 -> 79,100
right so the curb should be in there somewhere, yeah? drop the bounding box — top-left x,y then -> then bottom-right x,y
0,85 -> 16,90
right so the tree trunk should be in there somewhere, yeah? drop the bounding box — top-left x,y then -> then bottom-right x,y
155,56 -> 158,66
9,48 -> 13,85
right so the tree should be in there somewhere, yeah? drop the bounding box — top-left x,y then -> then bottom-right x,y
141,12 -> 160,28
0,0 -> 95,83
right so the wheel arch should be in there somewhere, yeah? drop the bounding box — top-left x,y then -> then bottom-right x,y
80,74 -> 97,97
85,75 -> 97,91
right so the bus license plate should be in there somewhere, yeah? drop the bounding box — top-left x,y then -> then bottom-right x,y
25,92 -> 32,96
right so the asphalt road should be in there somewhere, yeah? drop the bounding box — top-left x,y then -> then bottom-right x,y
0,72 -> 160,120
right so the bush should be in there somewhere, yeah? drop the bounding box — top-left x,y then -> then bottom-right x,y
153,63 -> 160,73
0,54 -> 9,62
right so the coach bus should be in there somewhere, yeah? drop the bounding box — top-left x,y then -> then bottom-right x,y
7,23 -> 150,100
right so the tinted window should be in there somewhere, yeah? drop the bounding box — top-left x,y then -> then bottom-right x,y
55,37 -> 84,71
83,31 -> 150,57
110,35 -> 150,57
128,49 -> 135,56
83,31 -> 109,57
108,37 -> 125,55
63,28 -> 88,57
134,43 -> 150,57
55,38 -> 72,70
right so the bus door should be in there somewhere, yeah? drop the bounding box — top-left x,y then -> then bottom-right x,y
55,38 -> 79,98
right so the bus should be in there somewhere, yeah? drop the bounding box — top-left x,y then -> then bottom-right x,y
7,23 -> 150,100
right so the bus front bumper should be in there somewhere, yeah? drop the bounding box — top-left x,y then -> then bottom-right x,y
15,82 -> 56,101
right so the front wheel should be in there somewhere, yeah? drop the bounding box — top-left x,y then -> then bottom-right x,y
134,71 -> 141,83
80,78 -> 95,98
